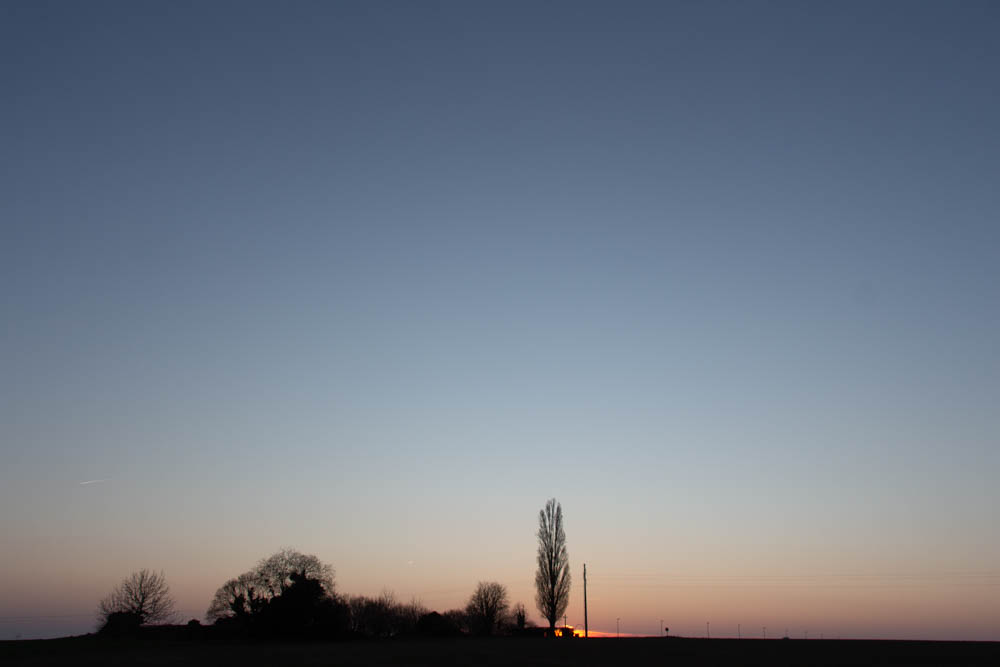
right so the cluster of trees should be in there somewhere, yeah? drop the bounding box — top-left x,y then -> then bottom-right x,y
348,582 -> 521,638
201,548 -> 347,638
97,498 -> 573,639
346,591 -> 427,638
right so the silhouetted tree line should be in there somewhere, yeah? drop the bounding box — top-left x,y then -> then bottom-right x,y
347,590 -> 428,638
98,499 -> 569,641
99,552 -> 534,640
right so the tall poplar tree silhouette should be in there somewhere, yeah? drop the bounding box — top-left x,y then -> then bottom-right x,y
534,498 -> 570,629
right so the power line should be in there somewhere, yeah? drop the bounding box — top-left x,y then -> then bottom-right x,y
587,571 -> 1000,589
589,571 -> 1000,579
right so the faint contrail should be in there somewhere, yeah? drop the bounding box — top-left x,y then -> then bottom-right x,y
79,479 -> 110,485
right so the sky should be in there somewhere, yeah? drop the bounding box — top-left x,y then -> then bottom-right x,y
1,0 -> 999,641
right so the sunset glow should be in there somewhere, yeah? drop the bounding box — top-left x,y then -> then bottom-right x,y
2,0 -> 999,645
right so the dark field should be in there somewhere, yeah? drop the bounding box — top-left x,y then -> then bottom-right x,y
3,636 -> 1000,666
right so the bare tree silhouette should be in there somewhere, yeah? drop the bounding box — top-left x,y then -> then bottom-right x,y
535,498 -> 570,630
465,581 -> 509,636
206,571 -> 267,623
512,601 -> 527,630
97,569 -> 176,627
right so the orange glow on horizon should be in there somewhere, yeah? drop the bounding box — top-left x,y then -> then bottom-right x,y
561,628 -> 649,638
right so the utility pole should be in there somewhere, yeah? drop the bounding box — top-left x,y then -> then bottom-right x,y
738,624 -> 741,639
583,563 -> 588,638
706,622 -> 710,638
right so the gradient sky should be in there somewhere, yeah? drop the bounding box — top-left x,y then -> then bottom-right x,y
2,0 -> 999,641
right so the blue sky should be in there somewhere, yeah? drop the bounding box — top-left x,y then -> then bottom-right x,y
2,0 -> 999,640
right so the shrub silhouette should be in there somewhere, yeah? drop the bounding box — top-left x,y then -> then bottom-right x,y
442,608 -> 470,635
416,611 -> 462,637
98,611 -> 141,637
254,569 -> 349,639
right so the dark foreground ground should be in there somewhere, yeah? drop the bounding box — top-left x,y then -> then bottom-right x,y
3,635 -> 999,666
